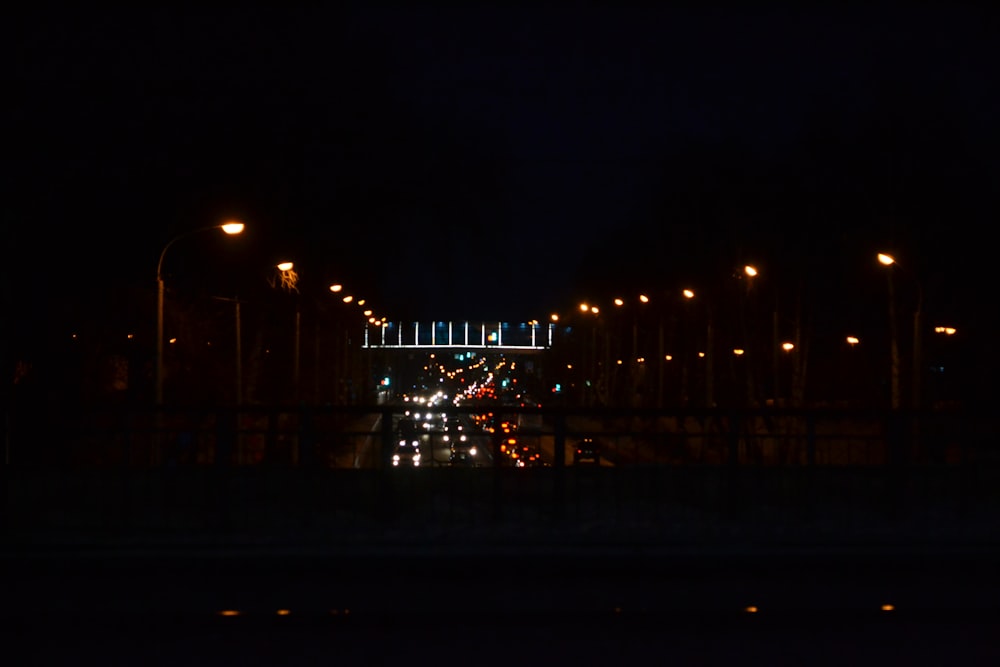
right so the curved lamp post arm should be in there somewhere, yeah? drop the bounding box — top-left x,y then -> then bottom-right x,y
157,224 -> 241,280
155,222 -> 244,405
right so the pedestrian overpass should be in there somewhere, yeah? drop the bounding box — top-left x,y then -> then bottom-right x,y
363,321 -> 554,351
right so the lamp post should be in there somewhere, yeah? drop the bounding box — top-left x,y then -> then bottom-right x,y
210,295 -> 245,405
878,253 -> 924,410
578,302 -> 603,406
679,288 -> 711,407
739,265 -> 759,407
275,262 -> 301,402
612,293 -> 649,406
155,221 -> 244,405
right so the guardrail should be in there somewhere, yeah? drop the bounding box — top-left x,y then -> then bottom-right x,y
3,405 -> 998,545
5,404 -> 996,469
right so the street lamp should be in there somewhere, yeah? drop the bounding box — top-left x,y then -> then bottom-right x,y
679,287 -> 713,407
155,221 -> 244,405
877,252 -> 924,410
275,262 -> 301,401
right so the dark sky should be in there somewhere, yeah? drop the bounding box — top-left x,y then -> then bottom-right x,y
6,4 -> 998,329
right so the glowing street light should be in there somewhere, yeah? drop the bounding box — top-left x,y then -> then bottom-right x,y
683,289 -> 695,299
744,265 -> 758,277
846,336 -> 860,346
155,221 -> 244,405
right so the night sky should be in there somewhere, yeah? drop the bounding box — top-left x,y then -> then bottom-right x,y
6,5 -> 998,333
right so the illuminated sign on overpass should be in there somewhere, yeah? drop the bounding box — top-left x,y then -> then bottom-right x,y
363,321 -> 554,350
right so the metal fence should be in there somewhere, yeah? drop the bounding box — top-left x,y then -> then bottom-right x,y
8,404 -> 995,468
4,405 -> 998,545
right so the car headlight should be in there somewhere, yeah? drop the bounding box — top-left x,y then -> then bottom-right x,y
393,454 -> 400,462
469,447 -> 477,456
443,435 -> 450,442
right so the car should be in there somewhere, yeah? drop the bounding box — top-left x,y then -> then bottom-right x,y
515,451 -> 547,467
393,419 -> 422,468
417,411 -> 447,432
392,439 -> 422,467
574,438 -> 602,466
442,419 -> 468,445
503,438 -> 545,467
449,435 -> 480,464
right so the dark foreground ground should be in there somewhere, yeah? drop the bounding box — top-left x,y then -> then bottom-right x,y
1,543 -> 998,666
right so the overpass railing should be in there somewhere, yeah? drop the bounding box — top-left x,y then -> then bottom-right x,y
4,405 -> 997,546
5,404 -> 997,469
